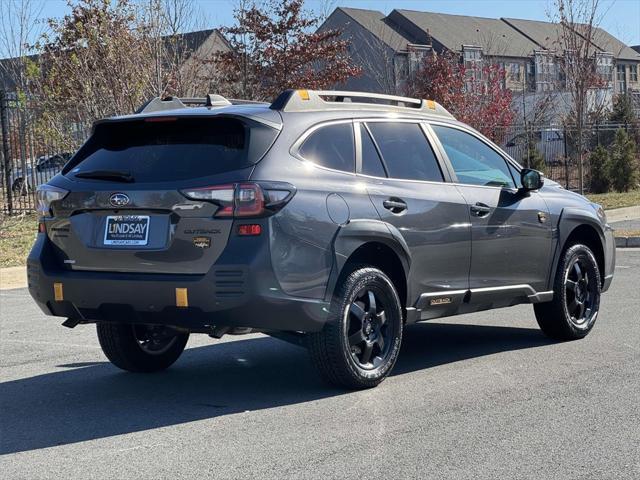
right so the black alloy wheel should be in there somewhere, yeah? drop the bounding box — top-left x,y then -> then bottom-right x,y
346,288 -> 393,369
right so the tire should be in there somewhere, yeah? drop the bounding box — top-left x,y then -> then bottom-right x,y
534,243 -> 601,340
308,267 -> 403,389
12,178 -> 24,194
97,323 -> 189,372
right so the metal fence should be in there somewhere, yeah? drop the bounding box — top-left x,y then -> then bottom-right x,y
1,89 -> 637,215
1,90 -> 89,215
493,123 -> 638,192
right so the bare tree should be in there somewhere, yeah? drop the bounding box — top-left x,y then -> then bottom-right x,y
142,0 -> 218,97
349,22 -> 404,95
316,0 -> 337,22
26,0 -> 160,146
550,0 -> 607,193
0,0 -> 44,95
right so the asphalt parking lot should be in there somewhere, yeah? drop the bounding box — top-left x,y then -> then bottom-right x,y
1,249 -> 639,480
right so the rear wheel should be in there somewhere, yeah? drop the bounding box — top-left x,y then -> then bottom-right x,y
534,243 -> 601,340
308,267 -> 403,389
97,323 -> 189,372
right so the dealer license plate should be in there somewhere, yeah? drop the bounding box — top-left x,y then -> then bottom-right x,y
104,215 -> 150,246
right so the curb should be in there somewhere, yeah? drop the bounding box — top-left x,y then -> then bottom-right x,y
614,236 -> 640,248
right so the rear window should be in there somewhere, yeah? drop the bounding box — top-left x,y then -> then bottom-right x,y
65,117 -> 278,183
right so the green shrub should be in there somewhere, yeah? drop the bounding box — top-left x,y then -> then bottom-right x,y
522,137 -> 546,174
589,145 -> 611,193
609,128 -> 639,192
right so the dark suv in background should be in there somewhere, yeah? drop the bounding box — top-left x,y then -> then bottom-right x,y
28,90 -> 615,389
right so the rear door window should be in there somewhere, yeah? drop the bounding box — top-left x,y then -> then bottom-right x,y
360,124 -> 386,177
298,123 -> 355,173
65,117 -> 278,183
366,122 -> 443,182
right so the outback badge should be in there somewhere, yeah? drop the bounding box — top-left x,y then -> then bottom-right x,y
193,236 -> 211,249
430,297 -> 452,306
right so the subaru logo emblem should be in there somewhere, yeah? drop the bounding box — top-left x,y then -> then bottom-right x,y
109,193 -> 130,207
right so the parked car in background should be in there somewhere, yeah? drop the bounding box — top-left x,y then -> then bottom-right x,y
504,128 -> 566,166
10,153 -> 71,194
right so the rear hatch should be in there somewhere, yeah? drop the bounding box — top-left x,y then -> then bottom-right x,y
45,113 -> 280,274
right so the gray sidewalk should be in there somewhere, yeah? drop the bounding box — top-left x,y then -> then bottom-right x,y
608,206 -> 640,247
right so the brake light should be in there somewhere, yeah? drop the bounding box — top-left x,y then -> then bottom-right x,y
181,182 -> 294,218
144,116 -> 177,122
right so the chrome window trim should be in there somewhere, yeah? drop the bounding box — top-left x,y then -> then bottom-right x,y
288,116 -> 524,190
290,117 -> 453,182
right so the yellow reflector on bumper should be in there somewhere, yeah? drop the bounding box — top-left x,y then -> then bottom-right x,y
175,288 -> 189,308
54,282 -> 64,301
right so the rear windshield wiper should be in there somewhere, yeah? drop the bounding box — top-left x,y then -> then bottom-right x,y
74,170 -> 135,183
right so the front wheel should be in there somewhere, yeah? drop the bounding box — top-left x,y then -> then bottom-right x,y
308,267 -> 403,389
534,243 -> 601,340
97,323 -> 189,372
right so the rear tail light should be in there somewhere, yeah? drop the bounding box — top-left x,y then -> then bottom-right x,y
36,184 -> 68,217
181,182 -> 294,218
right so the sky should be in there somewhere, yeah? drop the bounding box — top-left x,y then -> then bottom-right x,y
2,0 -> 639,58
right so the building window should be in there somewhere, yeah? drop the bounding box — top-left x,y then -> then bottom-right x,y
535,51 -> 557,92
595,52 -> 614,85
630,64 -> 638,83
462,45 -> 483,84
407,44 -> 432,75
508,62 -> 522,83
616,64 -> 627,92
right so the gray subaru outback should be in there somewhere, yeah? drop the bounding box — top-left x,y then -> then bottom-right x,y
28,89 -> 615,389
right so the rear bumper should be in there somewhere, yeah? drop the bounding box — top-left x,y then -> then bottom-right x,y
27,234 -> 329,332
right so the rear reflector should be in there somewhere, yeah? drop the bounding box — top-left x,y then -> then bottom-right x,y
38,222 -> 46,233
175,288 -> 189,307
237,224 -> 262,236
54,282 -> 64,301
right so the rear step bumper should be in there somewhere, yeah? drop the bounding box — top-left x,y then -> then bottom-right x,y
27,234 -> 329,333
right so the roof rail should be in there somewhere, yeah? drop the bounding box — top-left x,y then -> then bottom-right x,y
270,89 -> 455,118
135,95 -> 268,114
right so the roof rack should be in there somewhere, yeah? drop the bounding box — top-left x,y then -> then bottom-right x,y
270,89 -> 455,118
136,94 -> 267,114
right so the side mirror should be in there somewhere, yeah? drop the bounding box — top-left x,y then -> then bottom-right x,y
520,168 -> 544,191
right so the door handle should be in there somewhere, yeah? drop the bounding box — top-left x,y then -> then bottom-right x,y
470,202 -> 491,217
383,198 -> 407,213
